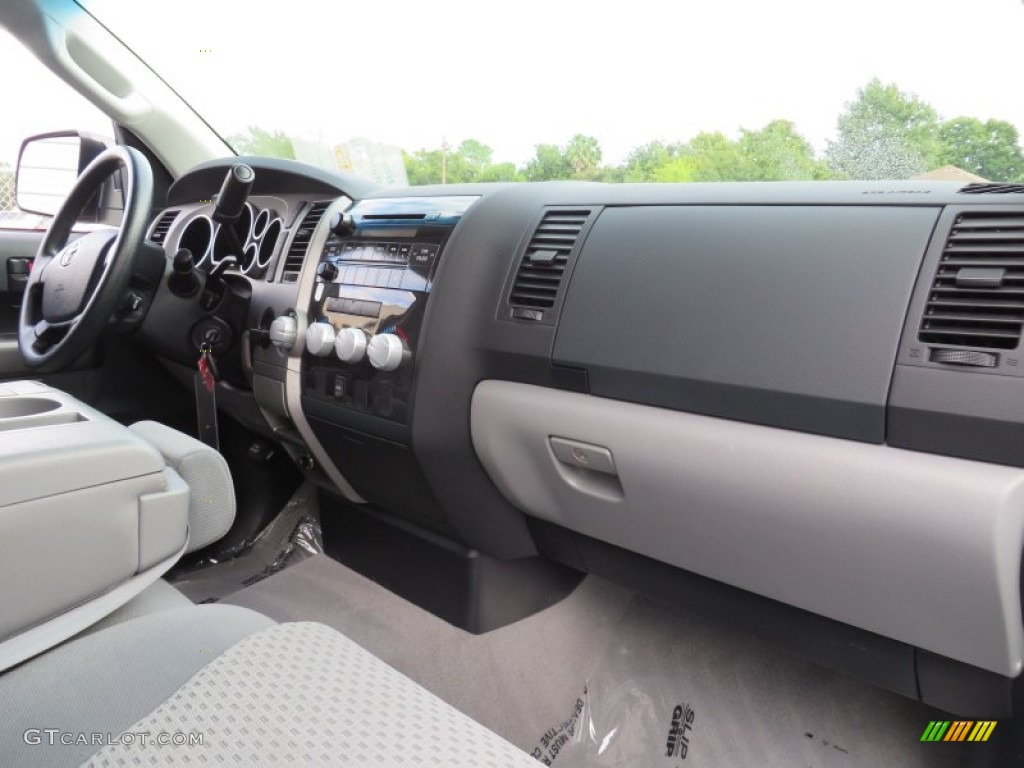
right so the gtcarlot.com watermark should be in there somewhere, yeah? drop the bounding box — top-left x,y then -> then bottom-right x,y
24,729 -> 204,747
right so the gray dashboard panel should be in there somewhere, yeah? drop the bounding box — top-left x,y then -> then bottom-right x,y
471,380 -> 1024,677
553,205 -> 940,441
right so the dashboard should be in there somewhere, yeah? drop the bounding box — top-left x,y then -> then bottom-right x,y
137,157 -> 1024,719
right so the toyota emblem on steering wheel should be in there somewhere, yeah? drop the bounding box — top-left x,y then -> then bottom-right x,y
58,242 -> 80,267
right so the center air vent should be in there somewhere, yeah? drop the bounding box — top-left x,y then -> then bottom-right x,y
959,183 -> 1024,195
508,208 -> 593,323
281,201 -> 331,282
148,209 -> 179,244
918,211 -> 1024,350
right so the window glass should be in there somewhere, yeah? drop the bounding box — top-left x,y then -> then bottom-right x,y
0,28 -> 113,229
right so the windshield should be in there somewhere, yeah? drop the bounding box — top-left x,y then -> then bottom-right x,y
84,0 -> 1024,188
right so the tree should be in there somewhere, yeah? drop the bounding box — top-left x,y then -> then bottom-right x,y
937,117 -> 1024,182
565,134 -> 602,180
403,139 -> 522,184
403,148 -> 451,185
826,79 -> 940,179
523,135 -> 604,181
683,131 -> 751,180
652,156 -> 699,182
228,127 -> 296,160
523,143 -> 571,181
456,139 -> 493,175
651,122 -> 824,182
621,141 -> 684,181
737,120 -> 828,180
478,162 -> 524,182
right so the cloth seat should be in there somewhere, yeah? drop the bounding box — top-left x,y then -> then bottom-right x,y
0,603 -> 537,767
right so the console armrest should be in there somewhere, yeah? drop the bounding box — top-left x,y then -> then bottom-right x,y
0,382 -> 190,671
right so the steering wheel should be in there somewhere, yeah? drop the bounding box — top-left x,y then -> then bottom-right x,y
18,145 -> 153,371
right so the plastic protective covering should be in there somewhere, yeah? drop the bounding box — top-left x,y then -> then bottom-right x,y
527,597 -> 962,768
169,483 -> 323,603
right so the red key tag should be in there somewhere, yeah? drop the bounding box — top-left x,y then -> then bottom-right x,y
194,342 -> 219,449
197,350 -> 215,392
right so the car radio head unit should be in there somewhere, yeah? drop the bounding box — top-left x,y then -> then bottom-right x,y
302,196 -> 478,427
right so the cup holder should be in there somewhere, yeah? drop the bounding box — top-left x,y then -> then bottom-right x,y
0,397 -> 62,419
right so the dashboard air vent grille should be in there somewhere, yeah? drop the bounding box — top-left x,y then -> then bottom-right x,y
959,183 -> 1024,195
281,201 -> 331,282
509,209 -> 592,317
149,210 -> 179,244
918,211 -> 1024,350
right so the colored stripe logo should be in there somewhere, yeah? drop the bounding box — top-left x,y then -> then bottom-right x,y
921,721 -> 997,742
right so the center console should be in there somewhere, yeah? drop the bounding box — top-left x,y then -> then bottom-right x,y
298,196 -> 479,534
0,381 -> 190,671
301,196 -> 477,440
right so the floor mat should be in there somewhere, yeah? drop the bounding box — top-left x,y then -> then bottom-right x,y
221,555 -> 981,766
167,483 -> 323,603
224,554 -> 633,751
528,597 -> 961,767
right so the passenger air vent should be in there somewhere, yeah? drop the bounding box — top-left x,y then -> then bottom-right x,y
281,201 -> 331,283
918,211 -> 1024,350
148,209 -> 179,244
959,183 -> 1024,195
508,208 -> 593,322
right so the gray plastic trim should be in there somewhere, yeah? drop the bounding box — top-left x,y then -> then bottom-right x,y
471,380 -> 1024,677
0,541 -> 187,673
552,205 -> 939,443
282,198 -> 365,504
0,384 -> 166,507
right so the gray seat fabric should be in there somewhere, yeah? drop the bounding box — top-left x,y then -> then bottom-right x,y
129,421 -> 236,553
0,602 -> 536,767
0,605 -> 274,767
75,579 -> 194,638
82,621 -> 538,767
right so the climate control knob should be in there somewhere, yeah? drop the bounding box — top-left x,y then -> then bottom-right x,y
335,327 -> 368,363
367,333 -> 404,371
305,321 -> 336,356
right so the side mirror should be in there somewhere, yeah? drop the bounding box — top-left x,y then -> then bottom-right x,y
15,131 -> 110,219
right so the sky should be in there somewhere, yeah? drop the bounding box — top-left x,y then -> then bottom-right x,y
3,0 -> 1024,169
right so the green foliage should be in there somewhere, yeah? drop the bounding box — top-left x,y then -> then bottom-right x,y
523,143 -> 573,181
826,79 -> 940,180
937,117 -> 1024,182
328,79 -> 1024,186
564,134 -> 602,179
648,122 -> 825,182
228,126 -> 296,160
824,80 -> 1024,181
621,141 -> 685,182
738,120 -> 829,180
404,140 -> 524,184
522,135 -> 605,181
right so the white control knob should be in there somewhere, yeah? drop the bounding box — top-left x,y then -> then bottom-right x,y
367,333 -> 405,371
269,314 -> 297,350
335,327 -> 368,363
305,322 -> 336,356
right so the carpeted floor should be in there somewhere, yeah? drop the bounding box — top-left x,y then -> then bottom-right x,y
223,554 -> 972,767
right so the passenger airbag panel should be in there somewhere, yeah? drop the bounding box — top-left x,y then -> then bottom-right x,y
553,205 -> 940,442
